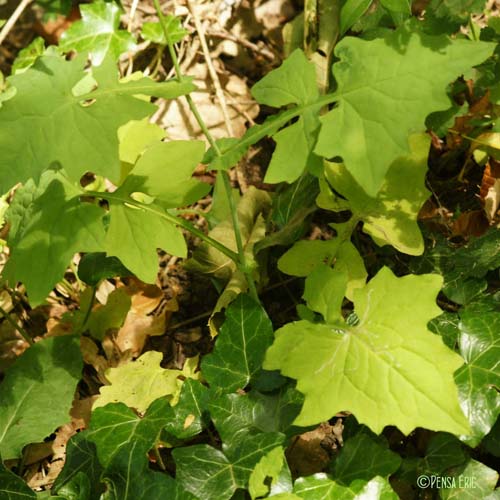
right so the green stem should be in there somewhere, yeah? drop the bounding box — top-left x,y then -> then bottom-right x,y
0,305 -> 33,345
81,285 -> 96,331
86,191 -> 239,263
152,0 -> 259,300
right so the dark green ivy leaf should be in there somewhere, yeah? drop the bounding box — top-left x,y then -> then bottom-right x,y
173,432 -> 285,500
202,294 -> 274,392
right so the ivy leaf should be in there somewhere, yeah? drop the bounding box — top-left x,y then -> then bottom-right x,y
208,387 -> 303,446
173,433 -> 285,500
3,172 -> 106,306
163,379 -> 210,440
249,446 -> 293,499
52,437 -> 103,499
94,351 -> 199,412
455,311 -> 500,446
142,17 -> 188,45
330,432 -> 401,484
0,460 -> 36,499
0,336 -> 83,459
102,442 -> 192,500
11,37 -> 45,73
427,0 -> 486,23
0,54 -> 194,192
202,294 -> 274,392
293,474 -> 398,499
411,229 -> 500,304
315,30 -> 494,196
321,134 -> 431,255
265,267 -> 470,435
60,1 -> 137,65
440,459 -> 499,499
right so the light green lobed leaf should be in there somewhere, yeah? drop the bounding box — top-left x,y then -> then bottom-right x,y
59,0 -> 137,66
315,30 -> 494,196
0,336 -> 83,459
3,171 -> 105,306
94,351 -> 199,412
249,446 -> 293,499
0,54 -> 194,193
320,134 -> 431,255
265,266 -> 470,435
105,140 -> 209,283
11,37 -> 45,74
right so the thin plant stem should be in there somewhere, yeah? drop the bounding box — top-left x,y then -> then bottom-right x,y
0,305 -> 33,345
152,0 -> 259,300
80,285 -> 97,331
85,190 -> 239,263
0,0 -> 33,46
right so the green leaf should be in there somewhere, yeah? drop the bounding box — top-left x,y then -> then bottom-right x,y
255,174 -> 319,252
118,119 -> 166,167
419,433 -> 468,476
380,0 -> 411,14
78,252 -> 132,286
293,474 -> 398,499
3,172 -> 106,305
455,311 -> 500,446
440,459 -> 499,499
11,37 -> 45,73
265,267 -> 470,435
120,140 -> 208,208
104,140 -> 209,283
141,17 -> 187,45
205,51 -> 326,179
86,287 -> 131,340
104,201 -> 186,283
411,229 -> 500,305
60,1 -> 137,65
303,265 -> 347,324
340,0 -> 374,36
0,460 -> 36,499
321,134 -> 431,255
102,442 -> 189,500
94,351 -> 199,412
331,432 -> 401,484
0,336 -> 83,459
251,49 -> 321,183
278,239 -> 340,277
249,446 -> 292,499
315,29 -> 494,196
208,387 -> 302,446
429,312 -> 461,349
202,294 -> 274,392
52,437 -> 103,499
0,54 -> 194,192
187,187 -> 271,321
163,379 -> 210,440
173,432 -> 285,500
427,0 -> 486,23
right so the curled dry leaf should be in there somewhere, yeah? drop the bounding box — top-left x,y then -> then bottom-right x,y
111,279 -> 178,357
